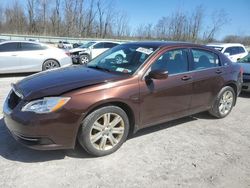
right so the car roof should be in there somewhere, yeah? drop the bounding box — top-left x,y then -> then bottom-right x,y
93,41 -> 121,44
0,40 -> 50,48
207,43 -> 245,48
124,41 -> 206,49
0,40 -> 42,45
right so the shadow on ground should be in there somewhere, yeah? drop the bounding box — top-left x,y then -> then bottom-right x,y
0,73 -> 34,78
0,111 -> 212,163
131,111 -> 213,138
0,118 -> 92,163
239,92 -> 250,98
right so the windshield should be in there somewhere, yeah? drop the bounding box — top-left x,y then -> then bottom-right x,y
87,43 -> 158,75
209,46 -> 223,52
79,42 -> 96,48
238,54 -> 250,63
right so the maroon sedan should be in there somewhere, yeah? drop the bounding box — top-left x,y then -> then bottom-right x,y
3,42 -> 242,156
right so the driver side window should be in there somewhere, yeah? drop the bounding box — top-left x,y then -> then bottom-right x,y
151,49 -> 188,75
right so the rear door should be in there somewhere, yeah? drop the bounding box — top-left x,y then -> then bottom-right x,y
18,42 -> 47,72
189,48 -> 225,113
0,42 -> 20,73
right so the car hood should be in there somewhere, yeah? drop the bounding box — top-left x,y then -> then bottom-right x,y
237,62 -> 250,74
14,66 -> 127,101
69,47 -> 88,53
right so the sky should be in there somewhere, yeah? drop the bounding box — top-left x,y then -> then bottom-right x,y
1,0 -> 250,40
115,0 -> 250,39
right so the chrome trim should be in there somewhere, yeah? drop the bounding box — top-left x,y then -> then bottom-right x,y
3,91 -> 11,115
11,83 -> 24,99
16,134 -> 39,142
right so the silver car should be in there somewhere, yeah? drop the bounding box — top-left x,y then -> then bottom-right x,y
0,41 -> 72,74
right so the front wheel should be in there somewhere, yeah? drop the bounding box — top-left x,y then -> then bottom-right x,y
79,54 -> 90,64
115,54 -> 124,64
209,86 -> 236,118
78,106 -> 130,157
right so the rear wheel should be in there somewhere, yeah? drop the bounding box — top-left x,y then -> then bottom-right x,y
42,59 -> 60,71
209,86 -> 236,118
78,106 -> 130,157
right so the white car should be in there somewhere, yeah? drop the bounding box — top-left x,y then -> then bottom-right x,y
0,41 -> 72,74
69,41 -> 120,64
58,41 -> 73,49
207,43 -> 248,62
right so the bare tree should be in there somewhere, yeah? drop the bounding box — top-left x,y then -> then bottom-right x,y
114,11 -> 130,38
203,9 -> 229,42
4,0 -> 27,34
155,17 -> 169,40
168,11 -> 189,41
85,0 -> 97,37
97,0 -> 105,37
0,0 -> 232,42
50,0 -> 61,35
41,0 -> 49,35
27,0 -> 37,34
188,5 -> 204,42
0,5 -> 4,30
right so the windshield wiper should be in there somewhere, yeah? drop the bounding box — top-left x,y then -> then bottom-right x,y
88,65 -> 111,72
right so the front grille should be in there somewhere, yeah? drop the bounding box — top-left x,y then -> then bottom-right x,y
8,90 -> 22,110
243,79 -> 250,83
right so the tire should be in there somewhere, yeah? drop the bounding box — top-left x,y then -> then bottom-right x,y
78,106 -> 130,157
42,59 -> 60,71
115,54 -> 124,64
79,54 -> 90,64
209,86 -> 236,118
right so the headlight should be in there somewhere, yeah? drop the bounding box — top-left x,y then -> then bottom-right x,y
22,97 -> 70,113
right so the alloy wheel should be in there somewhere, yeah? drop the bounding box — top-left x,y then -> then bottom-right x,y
90,113 -> 125,151
80,55 -> 89,64
43,60 -> 60,70
218,90 -> 234,116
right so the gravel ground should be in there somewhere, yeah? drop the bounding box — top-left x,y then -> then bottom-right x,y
0,74 -> 250,188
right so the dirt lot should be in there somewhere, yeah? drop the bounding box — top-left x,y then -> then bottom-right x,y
0,74 -> 250,188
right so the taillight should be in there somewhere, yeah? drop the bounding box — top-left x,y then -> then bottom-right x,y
240,67 -> 244,75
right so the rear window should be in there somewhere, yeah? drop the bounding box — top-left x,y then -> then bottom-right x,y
0,42 -> 19,52
237,47 -> 246,53
224,47 -> 238,55
209,46 -> 223,52
104,42 -> 119,48
20,43 -> 47,51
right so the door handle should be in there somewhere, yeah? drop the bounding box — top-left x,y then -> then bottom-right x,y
11,54 -> 17,56
215,69 -> 222,74
181,75 -> 192,81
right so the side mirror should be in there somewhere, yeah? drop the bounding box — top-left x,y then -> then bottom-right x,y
224,52 -> 230,57
147,69 -> 168,80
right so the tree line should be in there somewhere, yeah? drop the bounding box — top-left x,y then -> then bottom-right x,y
0,0 -> 249,45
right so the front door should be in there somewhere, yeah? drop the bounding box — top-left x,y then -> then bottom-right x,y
139,48 -> 193,128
